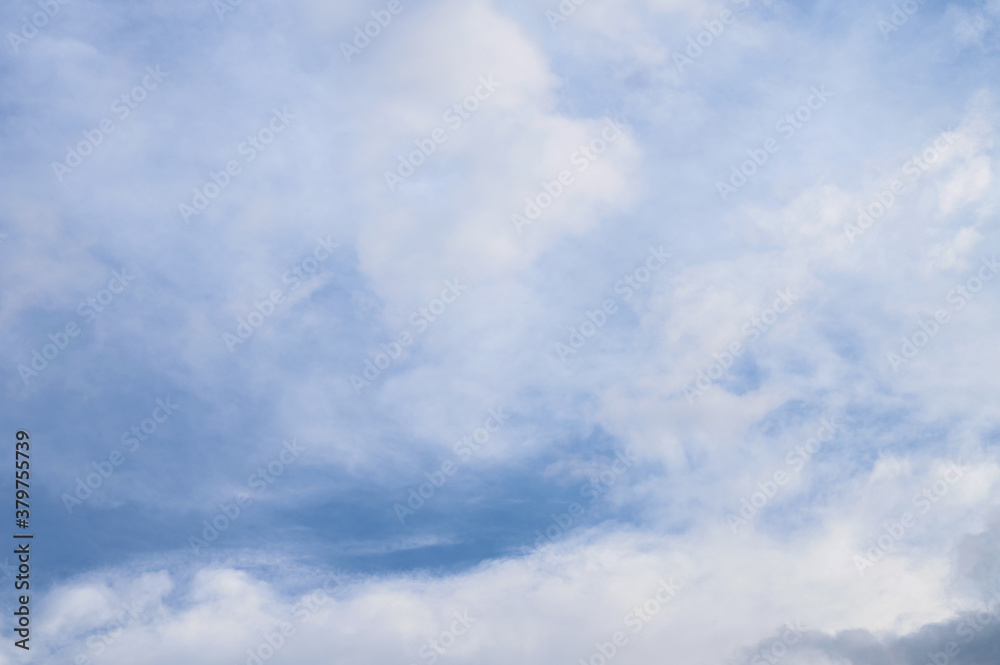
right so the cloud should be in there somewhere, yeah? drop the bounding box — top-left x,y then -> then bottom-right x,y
2,0 -> 1000,662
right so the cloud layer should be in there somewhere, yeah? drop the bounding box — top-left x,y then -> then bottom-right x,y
1,0 -> 999,662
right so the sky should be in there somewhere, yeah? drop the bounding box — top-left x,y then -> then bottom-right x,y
1,0 -> 1000,663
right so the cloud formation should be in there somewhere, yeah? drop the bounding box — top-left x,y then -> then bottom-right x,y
1,0 -> 999,662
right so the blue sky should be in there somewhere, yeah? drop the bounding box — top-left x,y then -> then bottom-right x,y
2,0 -> 1000,663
